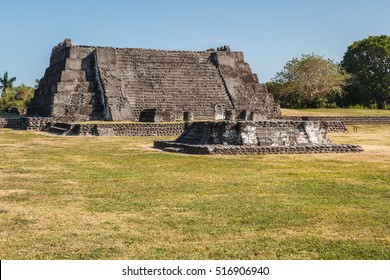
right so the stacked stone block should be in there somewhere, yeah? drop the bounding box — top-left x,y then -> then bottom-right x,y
0,118 -> 23,129
72,122 -> 185,136
154,141 -> 364,155
280,116 -> 390,125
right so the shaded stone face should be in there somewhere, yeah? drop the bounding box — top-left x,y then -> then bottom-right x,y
175,120 -> 331,147
28,39 -> 281,122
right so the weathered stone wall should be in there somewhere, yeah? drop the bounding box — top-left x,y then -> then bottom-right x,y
0,118 -> 24,129
24,117 -> 54,130
72,122 -> 185,136
322,121 -> 347,132
0,116 -> 350,138
22,117 -> 75,131
0,116 -> 185,136
280,116 -> 390,125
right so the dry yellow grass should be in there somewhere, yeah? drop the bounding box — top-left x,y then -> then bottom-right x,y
0,125 -> 389,259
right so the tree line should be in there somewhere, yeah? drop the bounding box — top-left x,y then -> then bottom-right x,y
0,72 -> 37,114
267,35 -> 390,109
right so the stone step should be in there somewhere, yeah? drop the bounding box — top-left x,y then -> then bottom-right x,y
120,74 -> 222,80
53,122 -> 72,130
44,122 -> 73,135
56,81 -> 92,92
120,74 -> 222,79
60,70 -> 87,82
65,58 -> 83,70
45,126 -> 68,135
116,55 -> 204,62
163,147 -> 183,153
116,61 -> 217,68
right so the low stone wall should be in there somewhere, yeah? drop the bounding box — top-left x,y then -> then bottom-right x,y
23,117 -> 59,131
2,117 -> 185,136
280,116 -> 390,125
0,117 -> 79,131
0,117 -> 347,136
154,141 -> 364,155
0,118 -> 23,129
72,122 -> 185,136
321,121 -> 347,132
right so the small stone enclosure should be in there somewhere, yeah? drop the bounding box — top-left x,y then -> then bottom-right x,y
154,120 -> 363,155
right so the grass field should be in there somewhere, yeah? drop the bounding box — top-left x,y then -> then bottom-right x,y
0,125 -> 389,259
281,108 -> 390,116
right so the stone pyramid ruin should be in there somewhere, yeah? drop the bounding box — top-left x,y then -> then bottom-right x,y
28,39 -> 281,122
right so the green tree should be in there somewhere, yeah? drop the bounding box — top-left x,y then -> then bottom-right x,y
342,35 -> 390,109
0,71 -> 16,95
272,54 -> 348,108
0,84 -> 34,114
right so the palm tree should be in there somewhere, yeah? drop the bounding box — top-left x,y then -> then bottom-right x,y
0,71 -> 17,95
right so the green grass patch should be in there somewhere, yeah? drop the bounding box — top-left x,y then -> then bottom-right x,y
0,126 -> 389,259
281,108 -> 390,116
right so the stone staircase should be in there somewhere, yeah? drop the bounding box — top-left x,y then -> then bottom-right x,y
115,49 -> 232,120
47,48 -> 103,120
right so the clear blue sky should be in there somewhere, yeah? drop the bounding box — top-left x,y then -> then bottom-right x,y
1,0 -> 389,86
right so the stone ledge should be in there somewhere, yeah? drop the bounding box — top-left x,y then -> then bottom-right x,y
280,116 -> 390,125
74,122 -> 185,136
154,141 -> 364,155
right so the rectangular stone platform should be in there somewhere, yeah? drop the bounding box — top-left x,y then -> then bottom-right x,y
153,120 -> 363,155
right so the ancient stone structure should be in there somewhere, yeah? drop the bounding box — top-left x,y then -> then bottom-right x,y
28,39 -> 280,122
11,39 -> 363,154
153,120 -> 364,155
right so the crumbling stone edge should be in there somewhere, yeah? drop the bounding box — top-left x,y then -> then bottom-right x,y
154,141 -> 364,155
280,116 -> 390,125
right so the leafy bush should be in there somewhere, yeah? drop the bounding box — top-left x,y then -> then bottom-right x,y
270,54 -> 348,108
0,85 -> 34,114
